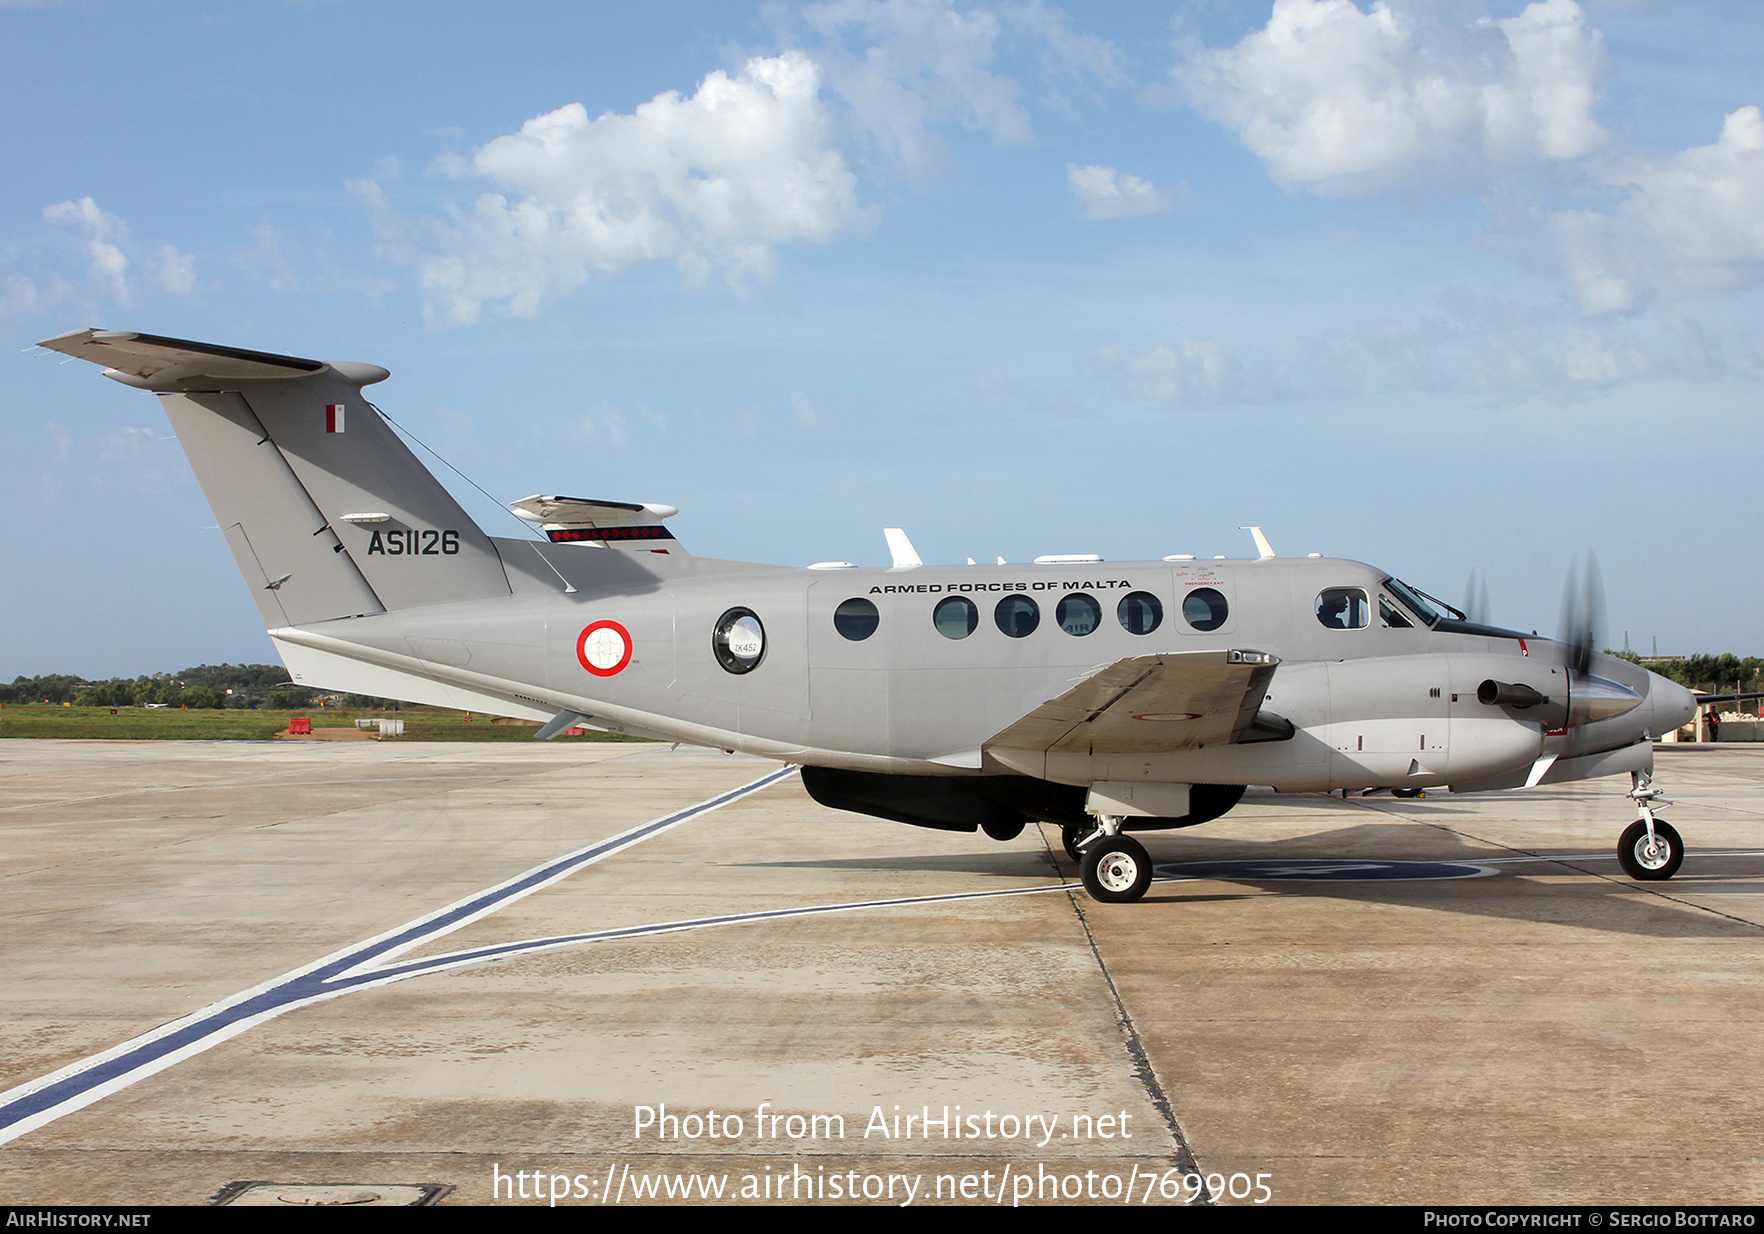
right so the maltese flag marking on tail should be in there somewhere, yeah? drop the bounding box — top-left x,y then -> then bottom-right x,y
325,404 -> 346,433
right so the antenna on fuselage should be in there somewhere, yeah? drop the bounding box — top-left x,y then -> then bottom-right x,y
1240,526 -> 1276,559
883,528 -> 923,569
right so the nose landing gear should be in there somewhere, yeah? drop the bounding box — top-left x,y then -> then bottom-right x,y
1067,815 -> 1154,903
1618,771 -> 1683,881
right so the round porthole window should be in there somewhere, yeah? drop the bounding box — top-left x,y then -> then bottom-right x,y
1182,587 -> 1229,631
1117,590 -> 1163,635
995,595 -> 1040,638
713,608 -> 766,673
933,595 -> 978,639
833,597 -> 880,641
1056,592 -> 1101,636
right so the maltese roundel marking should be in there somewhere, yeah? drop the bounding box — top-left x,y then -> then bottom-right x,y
576,620 -> 634,677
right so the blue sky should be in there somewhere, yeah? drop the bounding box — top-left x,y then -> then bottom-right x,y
3,0 -> 1760,678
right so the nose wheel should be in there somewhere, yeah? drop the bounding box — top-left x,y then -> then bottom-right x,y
1618,771 -> 1683,881
1076,819 -> 1153,903
1618,818 -> 1683,880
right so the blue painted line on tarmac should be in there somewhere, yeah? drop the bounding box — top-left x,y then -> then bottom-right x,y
0,764 -> 797,1146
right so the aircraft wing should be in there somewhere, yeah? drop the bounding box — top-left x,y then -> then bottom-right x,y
984,649 -> 1282,770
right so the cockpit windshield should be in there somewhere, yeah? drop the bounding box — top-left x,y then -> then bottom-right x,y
1382,577 -> 1441,628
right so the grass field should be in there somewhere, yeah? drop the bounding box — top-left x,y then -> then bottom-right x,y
0,705 -> 647,743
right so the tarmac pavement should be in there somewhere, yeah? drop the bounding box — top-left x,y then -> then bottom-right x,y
0,739 -> 1758,1206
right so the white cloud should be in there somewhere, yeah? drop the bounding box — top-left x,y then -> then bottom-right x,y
4,274 -> 41,315
1178,0 -> 1607,196
243,217 -> 395,301
363,52 -> 869,323
153,244 -> 196,295
1097,293 -> 1730,409
797,0 -> 1033,173
1066,164 -> 1176,220
1094,340 -> 1258,403
786,0 -> 1126,175
1552,106 -> 1764,311
36,198 -> 195,305
43,196 -> 132,304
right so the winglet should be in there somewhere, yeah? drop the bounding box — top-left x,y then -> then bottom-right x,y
1240,526 -> 1276,559
883,528 -> 923,569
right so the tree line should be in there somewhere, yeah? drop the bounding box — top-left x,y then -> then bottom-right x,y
0,665 -> 395,711
1609,651 -> 1764,697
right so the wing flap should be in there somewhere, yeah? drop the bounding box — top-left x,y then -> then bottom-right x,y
985,649 -> 1281,763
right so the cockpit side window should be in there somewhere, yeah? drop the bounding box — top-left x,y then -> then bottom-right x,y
1379,595 -> 1414,629
1382,577 -> 1441,627
1315,588 -> 1369,629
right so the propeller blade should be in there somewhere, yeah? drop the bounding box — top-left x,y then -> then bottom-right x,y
1462,569 -> 1490,626
1559,552 -> 1605,676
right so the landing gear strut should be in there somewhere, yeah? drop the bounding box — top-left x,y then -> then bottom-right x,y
1618,770 -> 1683,881
1061,824 -> 1087,863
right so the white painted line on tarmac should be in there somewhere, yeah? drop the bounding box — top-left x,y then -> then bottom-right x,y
1468,849 -> 1764,864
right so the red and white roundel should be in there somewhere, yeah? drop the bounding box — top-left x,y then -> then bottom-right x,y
576,620 -> 633,677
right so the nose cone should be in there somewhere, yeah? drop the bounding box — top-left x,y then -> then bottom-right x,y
1646,672 -> 1698,739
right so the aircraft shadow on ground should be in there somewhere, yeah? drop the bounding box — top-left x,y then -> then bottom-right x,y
742,810 -> 1763,940
1132,824 -> 1764,937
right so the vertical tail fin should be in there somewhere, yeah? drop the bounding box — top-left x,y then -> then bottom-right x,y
38,329 -> 511,625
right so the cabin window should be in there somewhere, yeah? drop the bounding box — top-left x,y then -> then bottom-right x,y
713,608 -> 766,673
1182,587 -> 1229,632
1056,592 -> 1101,636
1117,591 -> 1163,635
995,595 -> 1040,638
834,597 -> 880,641
933,596 -> 979,640
1315,588 -> 1369,630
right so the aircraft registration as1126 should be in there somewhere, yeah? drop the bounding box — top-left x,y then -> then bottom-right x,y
39,328 -> 1712,903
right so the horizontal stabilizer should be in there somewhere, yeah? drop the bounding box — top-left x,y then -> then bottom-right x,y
509,494 -> 685,554
36,328 -> 387,389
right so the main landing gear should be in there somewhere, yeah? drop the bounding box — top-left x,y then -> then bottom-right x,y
1065,816 -> 1153,904
1618,770 -> 1684,881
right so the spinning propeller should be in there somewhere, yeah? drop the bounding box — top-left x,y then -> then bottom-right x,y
1559,552 -> 1605,677
1462,568 -> 1491,627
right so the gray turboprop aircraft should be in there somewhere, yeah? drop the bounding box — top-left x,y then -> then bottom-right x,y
40,328 -> 1703,903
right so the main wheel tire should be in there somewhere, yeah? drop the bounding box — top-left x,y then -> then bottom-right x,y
1080,835 -> 1153,903
1062,825 -> 1087,862
981,818 -> 1026,842
1617,818 -> 1683,881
